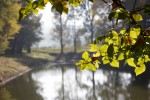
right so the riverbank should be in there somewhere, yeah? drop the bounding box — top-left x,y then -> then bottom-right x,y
0,57 -> 30,86
0,50 -> 52,86
0,47 -> 86,86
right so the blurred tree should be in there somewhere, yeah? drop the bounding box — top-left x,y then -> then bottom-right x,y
10,14 -> 42,54
19,0 -> 150,75
67,6 -> 86,53
0,0 -> 21,55
52,11 -> 70,54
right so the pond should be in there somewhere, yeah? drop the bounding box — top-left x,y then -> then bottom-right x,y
0,64 -> 150,100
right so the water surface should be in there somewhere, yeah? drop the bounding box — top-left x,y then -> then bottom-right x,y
0,64 -> 150,100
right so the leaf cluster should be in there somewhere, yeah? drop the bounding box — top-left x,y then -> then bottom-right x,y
19,0 -> 84,21
76,0 -> 150,76
20,0 -> 150,76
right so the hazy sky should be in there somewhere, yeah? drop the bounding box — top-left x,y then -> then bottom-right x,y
37,3 -> 85,48
38,3 -> 56,48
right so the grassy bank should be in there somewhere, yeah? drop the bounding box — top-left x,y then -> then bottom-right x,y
0,47 -> 86,86
0,57 -> 29,84
0,48 -> 55,85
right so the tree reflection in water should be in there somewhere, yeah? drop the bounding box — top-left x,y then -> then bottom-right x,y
0,64 -> 150,100
32,65 -> 150,100
0,87 -> 16,100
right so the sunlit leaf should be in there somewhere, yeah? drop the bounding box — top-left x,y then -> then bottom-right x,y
87,63 -> 96,71
145,55 -> 150,62
111,30 -> 118,37
108,9 -> 127,21
94,61 -> 100,68
80,64 -> 87,71
105,38 -> 113,44
32,9 -> 39,14
100,44 -> 108,53
118,53 -> 124,60
32,1 -> 38,9
135,64 -> 146,76
62,1 -> 69,14
130,27 -> 141,39
44,0 -> 49,3
94,35 -> 105,44
38,4 -> 45,10
113,46 -> 118,53
69,0 -> 83,6
89,44 -> 99,52
19,8 -> 26,21
102,57 -> 109,64
120,29 -> 126,34
82,51 -> 90,61
110,60 -> 119,68
132,13 -> 143,22
93,52 -> 100,57
126,58 -> 136,67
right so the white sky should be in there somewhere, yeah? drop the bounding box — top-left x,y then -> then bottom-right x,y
37,3 -> 55,48
36,3 -> 85,48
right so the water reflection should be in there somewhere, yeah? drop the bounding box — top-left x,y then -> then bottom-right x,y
0,72 -> 43,100
0,87 -> 16,100
0,64 -> 150,100
31,65 -> 149,100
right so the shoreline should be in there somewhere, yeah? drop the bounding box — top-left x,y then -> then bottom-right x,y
0,68 -> 32,86
0,55 -> 50,87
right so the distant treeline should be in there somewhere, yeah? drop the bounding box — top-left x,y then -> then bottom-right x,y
0,0 -> 42,55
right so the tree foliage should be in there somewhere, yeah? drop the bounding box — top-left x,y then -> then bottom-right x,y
9,14 -> 42,54
20,0 -> 150,76
0,0 -> 21,54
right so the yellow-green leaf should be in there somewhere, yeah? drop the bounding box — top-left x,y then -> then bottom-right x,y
32,9 -> 39,14
130,28 -> 141,39
120,29 -> 126,34
89,44 -> 99,52
134,64 -> 146,76
82,51 -> 90,61
111,30 -> 118,37
100,44 -> 108,53
145,55 -> 150,62
87,63 -> 96,71
110,60 -> 119,68
132,13 -> 143,22
102,57 -> 109,64
94,61 -> 100,69
118,53 -> 124,60
126,58 -> 136,67
69,0 -> 83,6
62,1 -> 68,14
93,52 -> 100,57
44,0 -> 49,3
80,64 -> 87,71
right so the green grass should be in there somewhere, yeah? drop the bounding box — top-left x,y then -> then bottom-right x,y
0,46 -> 88,83
0,57 -> 29,81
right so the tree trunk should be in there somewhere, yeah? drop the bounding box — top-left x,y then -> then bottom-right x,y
75,66 -> 78,100
74,38 -> 77,53
61,66 -> 65,100
11,38 -> 17,54
92,71 -> 96,100
27,46 -> 31,53
60,15 -> 64,54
